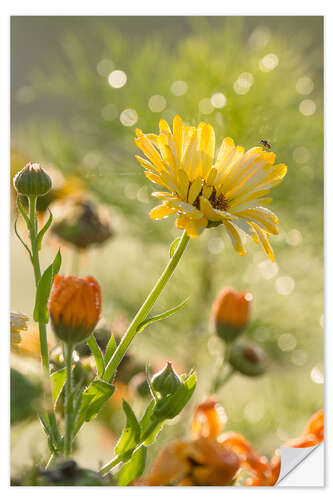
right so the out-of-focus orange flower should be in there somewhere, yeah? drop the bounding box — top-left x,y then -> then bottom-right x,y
211,287 -> 252,342
302,408 -> 324,441
268,409 -> 324,485
219,432 -> 273,485
191,397 -> 227,440
138,438 -> 240,486
49,275 -> 101,344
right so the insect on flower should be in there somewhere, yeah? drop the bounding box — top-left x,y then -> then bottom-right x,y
259,139 -> 271,150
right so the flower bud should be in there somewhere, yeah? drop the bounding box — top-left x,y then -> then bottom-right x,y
229,343 -> 266,377
48,275 -> 101,344
52,200 -> 113,250
211,288 -> 252,342
13,163 -> 52,197
151,362 -> 182,397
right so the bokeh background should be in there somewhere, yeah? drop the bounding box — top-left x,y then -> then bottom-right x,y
10,16 -> 324,474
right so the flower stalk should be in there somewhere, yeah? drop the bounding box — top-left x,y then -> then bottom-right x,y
27,195 -> 61,447
64,342 -> 74,456
103,230 -> 190,382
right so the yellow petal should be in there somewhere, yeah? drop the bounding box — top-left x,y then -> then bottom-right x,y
187,177 -> 203,204
176,214 -> 207,238
173,115 -> 183,161
149,204 -> 176,219
177,169 -> 190,200
159,119 -> 171,134
252,224 -> 275,261
224,220 -> 246,256
199,197 -> 222,221
199,124 -> 215,178
134,136 -> 166,173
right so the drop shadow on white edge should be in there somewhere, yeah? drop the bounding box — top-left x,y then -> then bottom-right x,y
276,441 -> 324,487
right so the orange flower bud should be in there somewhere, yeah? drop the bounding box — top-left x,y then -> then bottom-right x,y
49,275 -> 101,344
211,287 -> 252,342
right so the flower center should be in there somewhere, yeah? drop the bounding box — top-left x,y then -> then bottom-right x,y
192,183 -> 229,212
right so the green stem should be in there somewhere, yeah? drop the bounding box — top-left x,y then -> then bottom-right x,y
212,342 -> 233,393
27,196 -> 61,448
103,230 -> 190,382
64,342 -> 74,456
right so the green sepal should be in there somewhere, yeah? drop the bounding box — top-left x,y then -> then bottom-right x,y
116,446 -> 147,486
33,249 -> 61,323
115,400 -> 141,457
153,370 -> 197,420
87,334 -> 105,377
136,297 -> 190,334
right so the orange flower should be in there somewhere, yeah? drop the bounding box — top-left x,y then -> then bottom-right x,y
49,275 -> 101,343
211,287 -> 252,342
269,409 -> 324,485
302,408 -> 324,442
219,432 -> 273,485
191,397 -> 227,440
138,438 -> 240,486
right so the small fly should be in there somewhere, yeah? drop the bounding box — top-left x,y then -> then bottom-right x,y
259,139 -> 271,150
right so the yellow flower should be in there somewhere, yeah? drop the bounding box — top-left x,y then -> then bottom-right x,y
10,312 -> 29,347
135,115 -> 287,261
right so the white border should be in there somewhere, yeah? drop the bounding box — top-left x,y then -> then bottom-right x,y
1,2 -> 331,498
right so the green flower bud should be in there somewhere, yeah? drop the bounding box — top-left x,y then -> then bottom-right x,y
13,163 -> 52,197
151,362 -> 182,397
52,200 -> 113,250
229,343 -> 266,377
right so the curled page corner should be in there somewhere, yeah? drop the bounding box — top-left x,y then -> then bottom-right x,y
276,442 -> 323,486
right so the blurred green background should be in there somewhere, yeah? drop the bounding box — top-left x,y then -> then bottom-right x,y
10,16 -> 323,474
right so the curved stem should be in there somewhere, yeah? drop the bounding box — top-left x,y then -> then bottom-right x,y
64,342 -> 74,456
103,230 -> 190,382
211,342 -> 232,393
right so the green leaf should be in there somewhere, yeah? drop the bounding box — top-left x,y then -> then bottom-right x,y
50,368 -> 66,405
14,218 -> 32,261
117,446 -> 147,486
136,297 -> 190,334
169,237 -> 180,257
74,379 -> 114,435
115,401 -> 141,457
87,334 -> 105,377
16,196 -> 31,230
104,334 -> 117,366
33,249 -> 61,323
36,209 -> 53,250
139,400 -> 165,445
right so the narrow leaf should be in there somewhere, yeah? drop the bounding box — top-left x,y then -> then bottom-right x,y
33,249 -> 61,323
36,209 -> 53,251
16,196 -> 31,230
50,368 -> 66,406
169,237 -> 180,257
117,446 -> 147,486
87,334 -> 105,377
115,401 -> 141,456
136,297 -> 190,334
14,218 -> 32,261
104,334 -> 117,366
